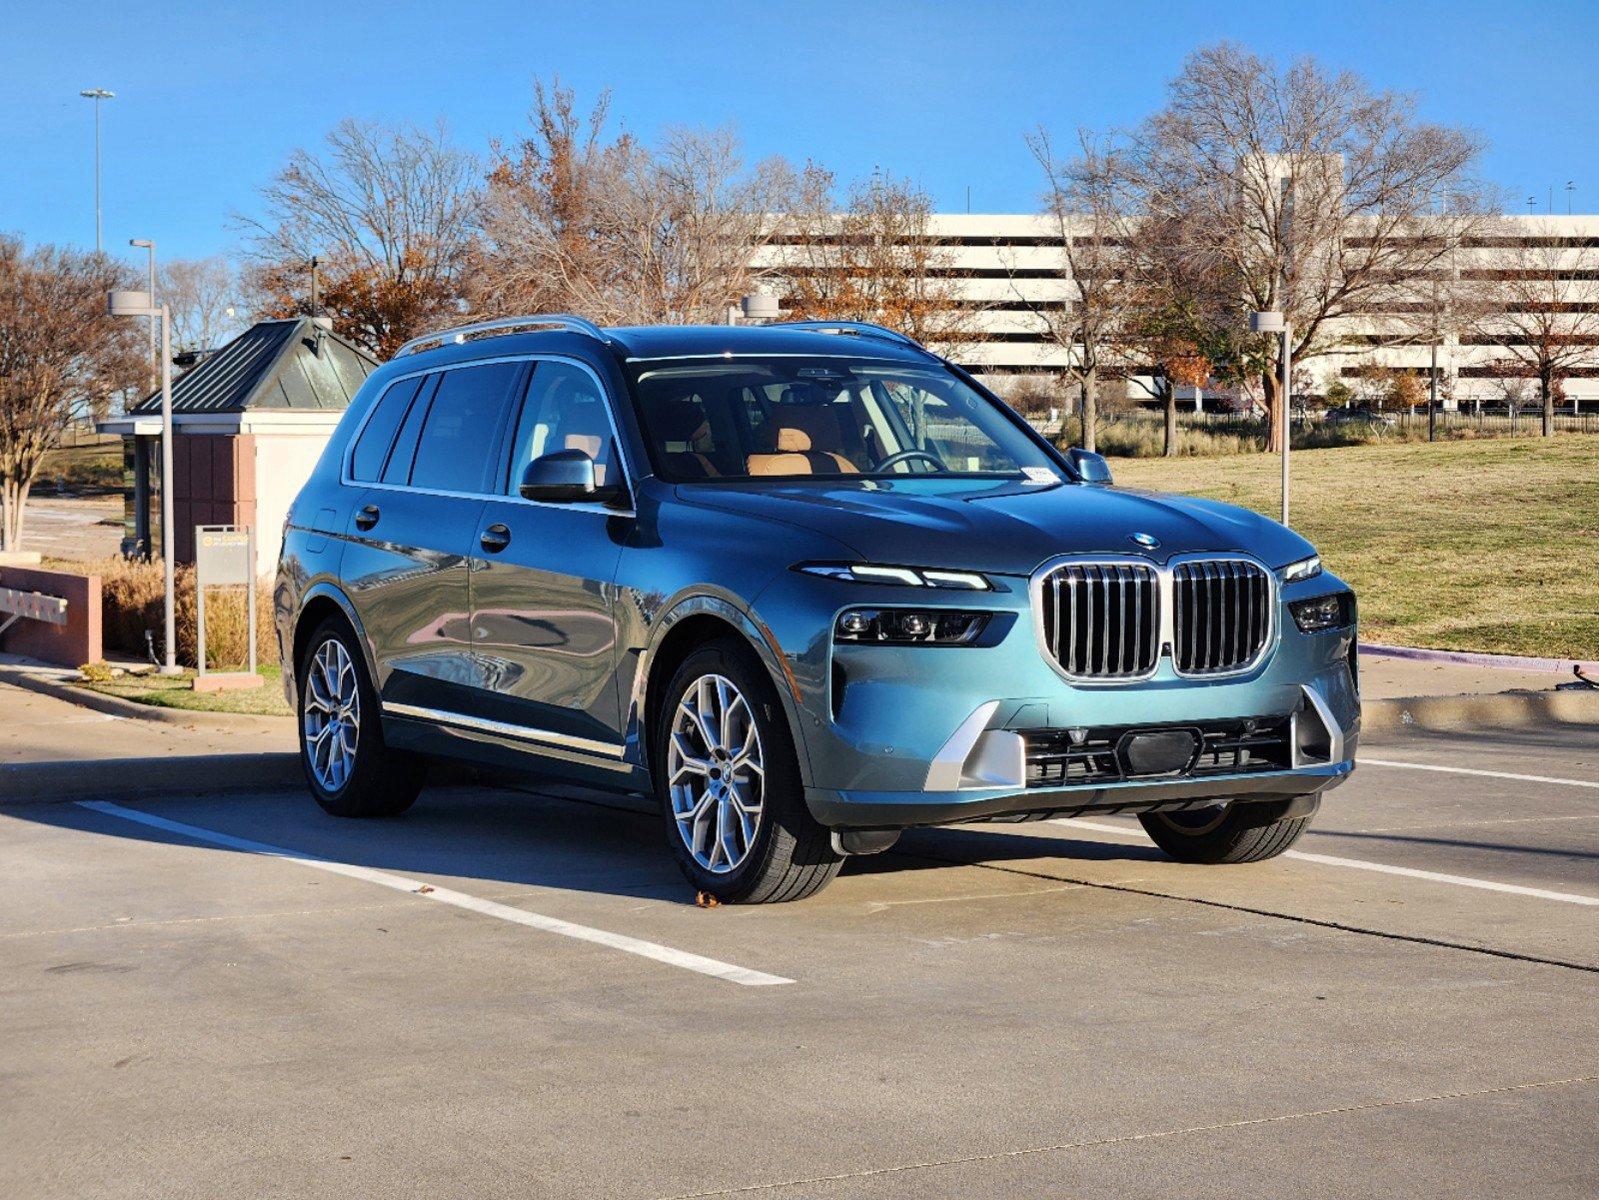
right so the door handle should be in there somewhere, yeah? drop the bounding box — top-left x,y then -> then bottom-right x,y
479,523 -> 512,553
354,504 -> 380,531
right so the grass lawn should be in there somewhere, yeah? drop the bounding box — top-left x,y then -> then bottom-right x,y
1113,436 -> 1598,660
79,664 -> 292,717
38,440 -> 123,492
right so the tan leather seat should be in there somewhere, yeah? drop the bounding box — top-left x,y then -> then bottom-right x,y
656,399 -> 719,478
747,407 -> 858,476
563,434 -> 607,485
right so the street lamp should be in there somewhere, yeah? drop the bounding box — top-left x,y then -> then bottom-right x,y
130,239 -> 157,394
1249,310 -> 1291,527
78,88 -> 115,252
108,288 -> 179,675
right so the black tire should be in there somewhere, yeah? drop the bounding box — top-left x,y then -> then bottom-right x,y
654,637 -> 842,903
1138,802 -> 1311,864
296,616 -> 425,818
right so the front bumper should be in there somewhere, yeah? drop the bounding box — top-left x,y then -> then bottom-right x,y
752,565 -> 1361,831
806,759 -> 1350,829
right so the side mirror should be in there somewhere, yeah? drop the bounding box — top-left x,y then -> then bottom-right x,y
519,449 -> 623,506
1066,447 -> 1114,486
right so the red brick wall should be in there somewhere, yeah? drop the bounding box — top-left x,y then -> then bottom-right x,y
172,434 -> 258,563
0,566 -> 102,667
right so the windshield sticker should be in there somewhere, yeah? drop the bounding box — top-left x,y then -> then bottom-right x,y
1022,467 -> 1060,484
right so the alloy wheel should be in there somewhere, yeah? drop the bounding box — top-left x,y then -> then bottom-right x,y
667,673 -> 765,874
303,638 -> 360,792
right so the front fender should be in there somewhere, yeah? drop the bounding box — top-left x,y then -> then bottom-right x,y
625,589 -> 814,787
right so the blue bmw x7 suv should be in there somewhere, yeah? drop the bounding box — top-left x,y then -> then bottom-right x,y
275,315 -> 1359,902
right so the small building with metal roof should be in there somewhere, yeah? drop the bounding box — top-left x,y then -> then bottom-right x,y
100,317 -> 378,574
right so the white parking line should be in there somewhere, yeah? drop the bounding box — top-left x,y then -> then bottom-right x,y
1053,818 -> 1599,907
77,801 -> 793,987
1359,757 -> 1599,791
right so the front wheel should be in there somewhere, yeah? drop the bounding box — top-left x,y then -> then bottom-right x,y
655,638 -> 842,903
297,617 -> 425,818
1138,801 -> 1311,864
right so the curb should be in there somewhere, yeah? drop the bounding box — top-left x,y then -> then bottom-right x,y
1362,689 -> 1599,735
0,660 -> 289,727
1361,642 -> 1598,675
0,753 -> 303,805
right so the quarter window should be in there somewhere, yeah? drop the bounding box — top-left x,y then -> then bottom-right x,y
408,362 -> 525,493
349,375 -> 425,482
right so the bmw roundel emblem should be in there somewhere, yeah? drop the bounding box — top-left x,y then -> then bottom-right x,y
1129,532 -> 1161,549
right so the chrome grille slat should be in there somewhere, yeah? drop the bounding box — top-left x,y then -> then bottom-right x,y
1038,561 -> 1160,680
1172,558 -> 1272,677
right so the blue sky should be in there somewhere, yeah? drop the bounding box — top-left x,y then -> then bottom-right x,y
3,0 -> 1596,267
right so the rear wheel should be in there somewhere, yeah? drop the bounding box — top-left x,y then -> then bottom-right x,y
655,638 -> 842,902
1138,801 -> 1311,864
297,617 -> 424,818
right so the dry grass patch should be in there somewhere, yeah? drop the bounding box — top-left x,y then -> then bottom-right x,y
1113,437 -> 1599,659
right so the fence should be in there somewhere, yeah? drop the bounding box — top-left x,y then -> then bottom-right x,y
1026,407 -> 1599,444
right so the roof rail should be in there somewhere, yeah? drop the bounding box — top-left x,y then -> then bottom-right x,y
768,320 -> 936,357
394,314 -> 611,359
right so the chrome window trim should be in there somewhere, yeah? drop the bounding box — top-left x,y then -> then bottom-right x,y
339,353 -> 636,519
1029,551 -> 1279,686
382,700 -> 631,770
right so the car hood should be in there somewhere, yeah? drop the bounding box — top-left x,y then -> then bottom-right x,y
675,477 -> 1315,576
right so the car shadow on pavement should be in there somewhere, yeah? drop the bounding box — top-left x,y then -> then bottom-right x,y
10,781 -> 1171,906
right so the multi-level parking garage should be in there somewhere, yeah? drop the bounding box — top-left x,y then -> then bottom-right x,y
759,213 -> 1599,410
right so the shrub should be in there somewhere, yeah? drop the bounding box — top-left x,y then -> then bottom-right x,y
95,557 -> 274,669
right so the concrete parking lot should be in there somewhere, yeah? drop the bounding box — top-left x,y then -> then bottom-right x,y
3,714 -> 1595,1198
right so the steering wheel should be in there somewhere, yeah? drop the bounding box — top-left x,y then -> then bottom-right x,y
874,449 -> 948,473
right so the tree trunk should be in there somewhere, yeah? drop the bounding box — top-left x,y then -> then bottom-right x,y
1262,369 -> 1283,453
1080,371 -> 1098,453
1163,382 -> 1178,457
0,477 -> 27,552
1542,377 -> 1555,438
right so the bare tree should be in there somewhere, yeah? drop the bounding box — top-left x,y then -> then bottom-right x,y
0,237 -> 141,549
1479,234 -> 1599,435
238,119 -> 480,357
774,168 -> 977,354
475,79 -> 793,324
159,255 -> 242,354
1130,42 -> 1492,450
1019,128 -> 1145,453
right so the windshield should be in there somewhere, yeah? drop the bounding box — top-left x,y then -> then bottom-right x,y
626,356 -> 1059,483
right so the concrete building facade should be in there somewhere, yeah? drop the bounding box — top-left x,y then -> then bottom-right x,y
760,212 -> 1599,410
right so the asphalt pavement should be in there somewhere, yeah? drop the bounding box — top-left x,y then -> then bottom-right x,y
2,707 -> 1595,1198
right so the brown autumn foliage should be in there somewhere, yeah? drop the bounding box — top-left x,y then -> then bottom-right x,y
238,119 -> 480,357
473,78 -> 795,324
774,168 -> 977,355
0,237 -> 142,550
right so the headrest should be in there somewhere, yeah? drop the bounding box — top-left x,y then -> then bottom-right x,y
658,399 -> 709,442
565,434 -> 603,459
775,426 -> 812,452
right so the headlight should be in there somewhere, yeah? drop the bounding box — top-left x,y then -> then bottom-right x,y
1289,592 -> 1354,632
1281,555 -> 1322,583
835,608 -> 990,644
797,563 -> 992,590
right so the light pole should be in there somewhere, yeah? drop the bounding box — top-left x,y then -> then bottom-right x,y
78,88 -> 115,252
130,239 -> 157,394
109,288 -> 179,675
1567,181 -> 1576,215
1250,310 -> 1291,527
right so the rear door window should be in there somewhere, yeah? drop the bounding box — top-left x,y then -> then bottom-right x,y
349,375 -> 425,482
407,362 -> 526,493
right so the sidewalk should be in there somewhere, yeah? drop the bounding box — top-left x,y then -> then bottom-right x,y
1359,651 -> 1579,699
0,678 -> 297,803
